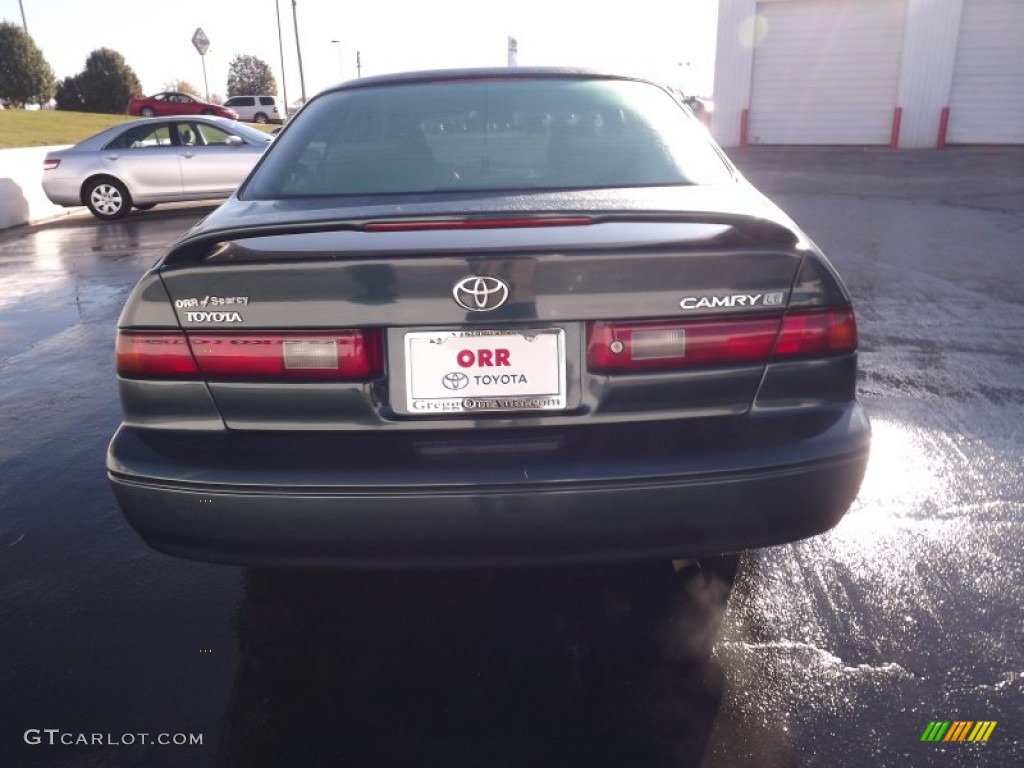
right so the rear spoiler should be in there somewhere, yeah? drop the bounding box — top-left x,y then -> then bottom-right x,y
162,212 -> 801,267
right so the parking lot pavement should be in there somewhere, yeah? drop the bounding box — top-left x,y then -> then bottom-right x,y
728,145 -> 1024,215
717,147 -> 1024,767
1,149 -> 1022,766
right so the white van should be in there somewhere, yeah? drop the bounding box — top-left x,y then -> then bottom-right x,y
222,95 -> 283,124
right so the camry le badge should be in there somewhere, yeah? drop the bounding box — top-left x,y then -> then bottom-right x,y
678,291 -> 787,310
453,276 -> 509,312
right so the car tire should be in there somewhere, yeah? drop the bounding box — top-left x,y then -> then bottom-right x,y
254,112 -> 269,124
85,178 -> 132,220
140,107 -> 155,117
134,204 -> 156,211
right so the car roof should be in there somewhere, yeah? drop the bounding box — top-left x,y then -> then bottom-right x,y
321,66 -> 661,94
118,114 -> 236,130
68,115 -> 246,150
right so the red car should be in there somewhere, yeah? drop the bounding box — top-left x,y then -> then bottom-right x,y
126,91 -> 238,120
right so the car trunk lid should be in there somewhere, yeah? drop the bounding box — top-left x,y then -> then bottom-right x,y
151,207 -> 811,430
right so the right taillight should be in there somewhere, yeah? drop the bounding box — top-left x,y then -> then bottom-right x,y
586,307 -> 857,374
772,308 -> 857,359
117,330 -> 382,381
587,317 -> 781,373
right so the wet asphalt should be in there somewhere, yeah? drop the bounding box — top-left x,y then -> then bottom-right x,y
1,148 -> 1022,767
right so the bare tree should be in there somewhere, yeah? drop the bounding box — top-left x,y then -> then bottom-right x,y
163,79 -> 201,97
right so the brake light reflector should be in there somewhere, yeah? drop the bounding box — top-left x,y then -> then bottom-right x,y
588,317 -> 780,373
187,331 -> 381,380
43,159 -> 60,171
116,332 -> 199,379
773,308 -> 857,358
631,328 -> 686,360
282,339 -> 339,369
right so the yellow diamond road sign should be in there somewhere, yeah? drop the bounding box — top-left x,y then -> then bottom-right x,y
192,28 -> 210,56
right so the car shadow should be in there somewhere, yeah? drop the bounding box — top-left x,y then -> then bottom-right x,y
125,202 -> 222,221
216,560 -> 739,768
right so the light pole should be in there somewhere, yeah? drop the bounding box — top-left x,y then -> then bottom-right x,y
330,40 -> 342,80
275,0 -> 289,117
292,0 -> 307,104
18,0 -> 28,32
356,51 -> 362,79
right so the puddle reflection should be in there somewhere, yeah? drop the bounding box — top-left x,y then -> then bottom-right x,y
847,419 -> 950,521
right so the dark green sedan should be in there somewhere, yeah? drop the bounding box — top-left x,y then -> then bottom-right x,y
107,69 -> 870,567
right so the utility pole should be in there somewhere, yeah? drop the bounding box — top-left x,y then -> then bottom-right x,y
275,0 -> 289,117
356,51 -> 362,79
18,0 -> 28,33
292,0 -> 307,104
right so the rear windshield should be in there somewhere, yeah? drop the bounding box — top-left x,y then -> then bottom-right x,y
243,78 -> 732,199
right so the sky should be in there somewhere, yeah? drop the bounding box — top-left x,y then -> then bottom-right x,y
1,0 -> 719,107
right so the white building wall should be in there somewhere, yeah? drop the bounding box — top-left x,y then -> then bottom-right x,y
896,0 -> 965,148
712,0 -> 757,147
0,146 -> 76,230
713,0 -> 1017,147
947,0 -> 1024,143
747,0 -> 907,145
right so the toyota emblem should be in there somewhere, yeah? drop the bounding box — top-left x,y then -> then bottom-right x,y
453,276 -> 509,312
442,372 -> 469,391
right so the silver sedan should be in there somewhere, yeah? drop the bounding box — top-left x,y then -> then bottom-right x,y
42,116 -> 272,220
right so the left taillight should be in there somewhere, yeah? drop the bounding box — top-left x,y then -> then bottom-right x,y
43,158 -> 60,171
117,330 -> 382,381
117,331 -> 199,379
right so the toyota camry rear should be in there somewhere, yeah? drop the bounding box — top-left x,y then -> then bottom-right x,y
107,69 -> 870,567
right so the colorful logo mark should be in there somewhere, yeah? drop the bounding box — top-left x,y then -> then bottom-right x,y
921,721 -> 997,742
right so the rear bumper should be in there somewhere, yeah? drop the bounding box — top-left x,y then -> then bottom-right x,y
107,406 -> 869,567
41,176 -> 81,207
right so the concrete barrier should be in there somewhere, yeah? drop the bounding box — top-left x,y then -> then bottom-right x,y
0,145 -> 77,230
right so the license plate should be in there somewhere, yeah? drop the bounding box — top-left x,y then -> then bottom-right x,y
404,328 -> 566,414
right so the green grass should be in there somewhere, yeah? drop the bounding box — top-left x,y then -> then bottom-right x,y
0,110 -> 135,149
0,110 -> 277,148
